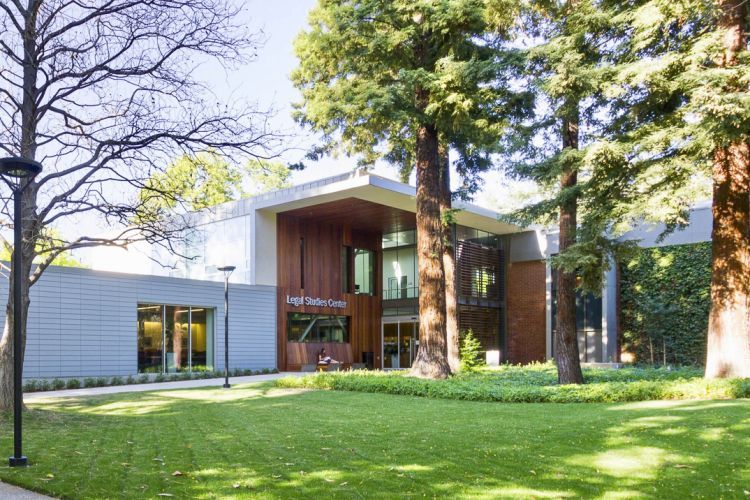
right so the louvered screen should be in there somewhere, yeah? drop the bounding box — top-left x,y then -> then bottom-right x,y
459,305 -> 501,351
456,241 -> 504,301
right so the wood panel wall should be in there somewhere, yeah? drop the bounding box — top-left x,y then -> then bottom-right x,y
276,214 -> 382,371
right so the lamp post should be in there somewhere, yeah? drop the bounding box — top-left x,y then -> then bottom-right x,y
0,157 -> 43,468
217,265 -> 235,389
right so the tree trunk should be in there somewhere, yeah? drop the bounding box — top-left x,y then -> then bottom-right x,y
410,121 -> 451,379
439,148 -> 460,373
0,3 -> 40,411
704,0 -> 750,379
554,107 -> 584,385
0,186 -> 36,411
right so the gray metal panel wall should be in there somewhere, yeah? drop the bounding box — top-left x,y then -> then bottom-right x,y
0,266 -> 276,379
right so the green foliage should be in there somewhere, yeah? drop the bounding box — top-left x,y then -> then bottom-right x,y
459,329 -> 484,372
139,152 -> 243,217
65,379 -> 81,390
110,377 -> 123,386
52,379 -> 66,390
0,227 -> 86,269
244,160 -> 292,195
83,378 -> 97,388
275,362 -> 750,403
293,0 -> 518,192
620,242 -> 712,366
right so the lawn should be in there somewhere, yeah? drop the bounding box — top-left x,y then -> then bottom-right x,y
0,382 -> 748,498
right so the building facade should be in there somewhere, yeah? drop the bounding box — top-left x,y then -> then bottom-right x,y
15,171 -> 713,379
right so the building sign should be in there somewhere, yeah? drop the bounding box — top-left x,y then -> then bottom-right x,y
285,295 -> 347,309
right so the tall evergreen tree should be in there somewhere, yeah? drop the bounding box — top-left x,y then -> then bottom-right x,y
292,0 -> 516,378
502,0 -> 616,383
599,0 -> 750,377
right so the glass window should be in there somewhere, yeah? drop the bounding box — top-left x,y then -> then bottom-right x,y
383,246 -> 418,300
287,313 -> 349,343
354,248 -> 375,295
137,304 -> 163,373
137,304 -> 215,373
190,307 -> 214,371
165,306 -> 190,372
342,245 -> 351,293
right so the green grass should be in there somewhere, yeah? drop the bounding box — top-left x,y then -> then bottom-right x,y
275,363 -> 750,403
0,382 -> 748,498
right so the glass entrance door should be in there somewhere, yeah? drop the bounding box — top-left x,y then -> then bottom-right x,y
382,318 -> 419,369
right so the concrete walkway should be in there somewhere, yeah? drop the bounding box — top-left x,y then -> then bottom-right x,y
0,480 -> 52,499
24,372 -> 302,400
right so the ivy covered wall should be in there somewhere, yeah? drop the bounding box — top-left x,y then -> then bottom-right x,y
619,242 -> 711,366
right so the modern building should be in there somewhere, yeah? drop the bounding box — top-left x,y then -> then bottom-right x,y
10,171 -> 713,379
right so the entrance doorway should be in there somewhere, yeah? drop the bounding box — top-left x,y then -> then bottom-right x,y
382,317 -> 419,369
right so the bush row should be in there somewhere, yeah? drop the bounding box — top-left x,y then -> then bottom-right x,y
274,367 -> 750,403
23,367 -> 279,393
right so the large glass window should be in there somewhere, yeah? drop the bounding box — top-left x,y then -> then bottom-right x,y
383,246 -> 417,300
354,248 -> 375,295
287,313 -> 349,343
137,304 -> 164,373
190,308 -> 214,371
137,304 -> 215,373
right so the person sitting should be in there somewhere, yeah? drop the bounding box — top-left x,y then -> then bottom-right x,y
317,347 -> 340,368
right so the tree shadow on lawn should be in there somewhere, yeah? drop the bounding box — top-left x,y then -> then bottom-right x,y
0,386 -> 747,498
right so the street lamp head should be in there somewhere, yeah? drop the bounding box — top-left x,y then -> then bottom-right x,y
217,265 -> 236,279
0,157 -> 43,179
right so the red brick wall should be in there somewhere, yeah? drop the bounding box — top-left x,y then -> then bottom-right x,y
506,260 -> 547,364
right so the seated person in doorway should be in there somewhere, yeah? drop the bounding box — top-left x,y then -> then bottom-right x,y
317,347 -> 340,367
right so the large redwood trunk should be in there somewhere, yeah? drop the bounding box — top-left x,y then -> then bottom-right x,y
439,148 -> 460,373
705,0 -> 750,378
554,109 -> 584,385
410,122 -> 452,379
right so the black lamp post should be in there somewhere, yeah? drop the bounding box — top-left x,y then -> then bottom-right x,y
0,157 -> 43,468
217,265 -> 235,389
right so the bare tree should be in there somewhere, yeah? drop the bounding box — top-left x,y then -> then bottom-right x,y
0,0 -> 280,410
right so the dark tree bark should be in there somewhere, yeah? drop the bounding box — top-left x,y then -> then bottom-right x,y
439,147 -> 460,373
410,112 -> 451,379
554,106 -> 585,385
705,0 -> 750,378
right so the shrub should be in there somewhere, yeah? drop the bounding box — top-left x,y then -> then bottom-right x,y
154,373 -> 166,383
66,378 -> 81,389
38,380 -> 51,392
125,375 -> 136,385
52,379 -> 66,390
273,364 -> 750,404
137,374 -> 150,384
95,377 -> 107,387
261,367 -> 270,374
459,329 -> 484,372
110,376 -> 124,386
24,380 -> 38,392
83,378 -> 97,388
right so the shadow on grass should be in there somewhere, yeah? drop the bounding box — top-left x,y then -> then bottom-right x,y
0,384 -> 748,498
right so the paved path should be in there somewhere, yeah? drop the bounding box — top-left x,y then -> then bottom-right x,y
0,480 -> 52,499
24,372 -> 302,400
